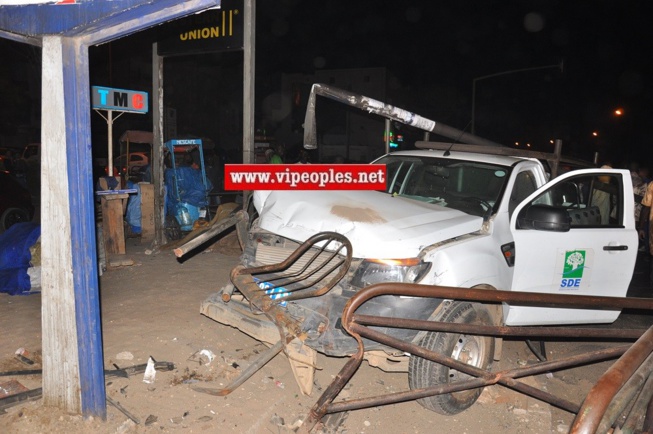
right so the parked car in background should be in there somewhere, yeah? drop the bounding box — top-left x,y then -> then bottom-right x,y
22,143 -> 40,162
0,156 -> 9,172
0,171 -> 34,233
113,152 -> 149,179
0,147 -> 13,158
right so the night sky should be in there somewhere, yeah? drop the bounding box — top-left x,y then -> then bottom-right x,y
255,1 -> 653,165
1,1 -> 652,167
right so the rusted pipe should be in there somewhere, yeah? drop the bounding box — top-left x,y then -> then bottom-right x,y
350,323 -> 619,413
643,391 -> 653,433
300,347 -> 365,434
326,376 -> 491,414
231,231 -> 352,303
618,367 -> 653,433
354,313 -> 645,340
596,352 -> 653,432
191,340 -> 284,397
342,284 -> 653,328
570,325 -> 653,434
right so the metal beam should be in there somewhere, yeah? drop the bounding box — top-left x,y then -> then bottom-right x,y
41,35 -> 105,416
152,42 -> 166,247
24,1 -> 221,419
80,0 -> 221,46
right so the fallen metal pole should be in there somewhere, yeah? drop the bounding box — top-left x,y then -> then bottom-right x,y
301,282 -> 653,433
107,395 -> 140,424
303,83 -> 504,149
174,210 -> 247,258
355,313 -> 646,340
609,358 -> 653,433
191,340 -> 284,396
570,325 -> 653,433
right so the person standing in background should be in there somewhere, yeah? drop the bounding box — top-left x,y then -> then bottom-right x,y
631,165 -> 648,251
639,177 -> 653,284
265,145 -> 283,164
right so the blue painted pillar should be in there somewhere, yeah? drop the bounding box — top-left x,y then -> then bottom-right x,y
41,36 -> 105,418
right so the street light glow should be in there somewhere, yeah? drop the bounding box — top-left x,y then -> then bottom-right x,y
614,108 -> 624,116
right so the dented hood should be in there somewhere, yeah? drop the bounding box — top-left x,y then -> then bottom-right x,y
253,190 -> 483,259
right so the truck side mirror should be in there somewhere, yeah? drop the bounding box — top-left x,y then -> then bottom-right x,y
517,204 -> 571,232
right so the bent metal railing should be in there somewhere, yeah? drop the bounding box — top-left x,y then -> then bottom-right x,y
300,283 -> 653,434
191,231 -> 353,397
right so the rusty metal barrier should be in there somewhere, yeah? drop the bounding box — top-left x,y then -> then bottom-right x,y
300,283 -> 653,434
192,231 -> 353,397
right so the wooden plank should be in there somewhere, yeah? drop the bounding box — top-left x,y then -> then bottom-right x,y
139,183 -> 155,241
107,254 -> 135,268
100,194 -> 128,255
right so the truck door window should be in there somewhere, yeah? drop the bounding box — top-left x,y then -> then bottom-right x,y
524,173 -> 624,228
509,171 -> 538,217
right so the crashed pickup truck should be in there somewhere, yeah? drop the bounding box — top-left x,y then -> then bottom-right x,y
199,84 -> 637,416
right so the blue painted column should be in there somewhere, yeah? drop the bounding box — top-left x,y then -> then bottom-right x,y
41,36 -> 105,418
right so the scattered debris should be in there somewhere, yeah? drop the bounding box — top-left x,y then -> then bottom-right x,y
15,348 -> 34,365
270,413 -> 285,426
188,349 -> 215,366
142,357 -> 156,384
107,395 -> 140,424
0,379 -> 29,398
144,415 -> 158,426
116,351 -> 134,361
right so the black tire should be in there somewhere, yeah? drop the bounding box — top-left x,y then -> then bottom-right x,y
165,215 -> 181,241
0,207 -> 30,233
408,301 -> 495,415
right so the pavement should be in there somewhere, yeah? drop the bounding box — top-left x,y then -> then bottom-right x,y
2,225 -> 652,433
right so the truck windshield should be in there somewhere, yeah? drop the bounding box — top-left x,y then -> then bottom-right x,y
376,155 -> 511,217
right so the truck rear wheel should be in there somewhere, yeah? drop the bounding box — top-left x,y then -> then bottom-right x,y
408,301 -> 494,415
165,215 -> 181,241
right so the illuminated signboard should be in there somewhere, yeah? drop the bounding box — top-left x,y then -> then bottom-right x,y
157,0 -> 243,56
91,86 -> 149,114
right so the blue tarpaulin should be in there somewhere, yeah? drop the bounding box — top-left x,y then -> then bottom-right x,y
125,181 -> 142,234
165,166 -> 212,213
0,222 -> 40,295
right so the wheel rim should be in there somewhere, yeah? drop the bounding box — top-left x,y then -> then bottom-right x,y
449,334 -> 484,381
3,209 -> 29,230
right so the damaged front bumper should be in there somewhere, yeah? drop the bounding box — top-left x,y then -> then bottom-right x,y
200,231 -> 443,358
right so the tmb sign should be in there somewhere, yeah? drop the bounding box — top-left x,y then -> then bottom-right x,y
91,86 -> 149,114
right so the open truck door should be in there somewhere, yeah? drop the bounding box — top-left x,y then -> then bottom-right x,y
507,168 -> 638,325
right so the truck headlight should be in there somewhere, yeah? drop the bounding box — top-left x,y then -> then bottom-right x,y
350,258 -> 431,288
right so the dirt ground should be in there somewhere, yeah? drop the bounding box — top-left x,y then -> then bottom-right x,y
0,231 -> 649,433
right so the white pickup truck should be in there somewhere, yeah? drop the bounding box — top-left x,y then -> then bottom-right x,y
200,86 -> 638,416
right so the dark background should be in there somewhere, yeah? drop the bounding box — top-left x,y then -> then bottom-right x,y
1,1 -> 651,168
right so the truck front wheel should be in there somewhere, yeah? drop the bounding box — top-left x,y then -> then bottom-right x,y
408,301 -> 494,415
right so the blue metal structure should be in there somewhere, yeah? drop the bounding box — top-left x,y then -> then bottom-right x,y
165,139 -> 211,232
0,0 -> 220,419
